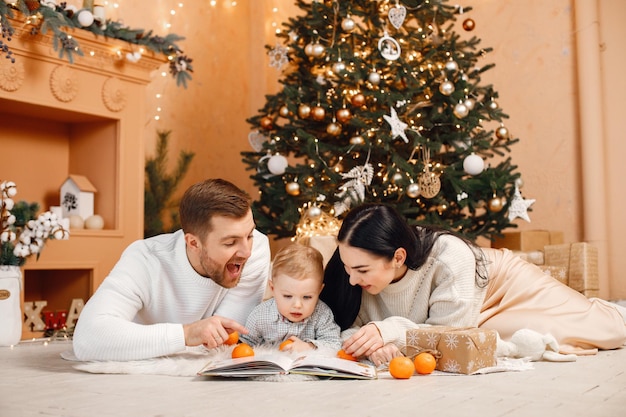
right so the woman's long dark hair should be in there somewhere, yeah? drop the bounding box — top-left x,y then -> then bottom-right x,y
321,203 -> 487,330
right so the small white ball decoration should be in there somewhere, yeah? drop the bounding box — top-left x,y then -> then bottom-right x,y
463,154 -> 485,175
368,71 -> 381,85
464,98 -> 475,111
85,214 -> 104,230
267,154 -> 289,175
77,10 -> 95,27
69,215 -> 85,229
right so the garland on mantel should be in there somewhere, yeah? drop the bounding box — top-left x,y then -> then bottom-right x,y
0,0 -> 193,87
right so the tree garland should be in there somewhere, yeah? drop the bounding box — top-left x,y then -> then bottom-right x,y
0,0 -> 193,87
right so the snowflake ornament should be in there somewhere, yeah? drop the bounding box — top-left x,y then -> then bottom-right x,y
268,44 -> 289,70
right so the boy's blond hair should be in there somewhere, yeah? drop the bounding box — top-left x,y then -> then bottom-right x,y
271,243 -> 324,283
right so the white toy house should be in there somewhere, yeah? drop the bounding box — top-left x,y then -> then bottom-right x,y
60,175 -> 97,220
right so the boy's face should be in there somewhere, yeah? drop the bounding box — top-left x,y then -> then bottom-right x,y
270,274 -> 322,323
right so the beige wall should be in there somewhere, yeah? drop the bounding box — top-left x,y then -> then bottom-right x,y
108,0 -> 624,299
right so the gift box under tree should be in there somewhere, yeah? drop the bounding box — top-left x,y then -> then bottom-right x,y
544,242 -> 599,297
406,326 -> 498,374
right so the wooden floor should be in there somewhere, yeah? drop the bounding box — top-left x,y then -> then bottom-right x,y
1,338 -> 625,417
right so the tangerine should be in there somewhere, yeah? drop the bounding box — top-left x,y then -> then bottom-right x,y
231,343 -> 254,359
336,349 -> 358,361
414,352 -> 437,375
279,339 -> 294,351
389,356 -> 414,379
224,331 -> 239,346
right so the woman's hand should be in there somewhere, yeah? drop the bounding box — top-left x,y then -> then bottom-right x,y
368,343 -> 403,367
342,323 -> 384,358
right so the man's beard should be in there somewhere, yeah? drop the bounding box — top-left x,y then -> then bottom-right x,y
198,246 -> 245,288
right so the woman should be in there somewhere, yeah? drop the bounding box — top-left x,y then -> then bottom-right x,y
320,203 -> 626,366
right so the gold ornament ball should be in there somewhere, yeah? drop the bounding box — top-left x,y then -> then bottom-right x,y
298,104 -> 311,119
351,93 -> 366,107
496,126 -> 510,140
285,182 -> 301,196
326,122 -> 342,136
462,18 -> 475,31
260,116 -> 273,130
406,183 -> 420,198
488,196 -> 504,212
391,172 -> 403,184
279,106 -> 290,117
312,106 -> 326,121
350,135 -> 365,145
336,108 -> 352,123
304,43 -> 314,56
368,72 -> 381,85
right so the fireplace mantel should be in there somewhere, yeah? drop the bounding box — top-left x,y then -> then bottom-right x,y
0,16 -> 165,338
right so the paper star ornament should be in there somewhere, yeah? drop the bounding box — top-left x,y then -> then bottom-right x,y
507,184 -> 535,222
383,107 -> 409,143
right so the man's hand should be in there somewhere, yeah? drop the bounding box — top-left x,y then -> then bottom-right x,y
183,316 -> 247,349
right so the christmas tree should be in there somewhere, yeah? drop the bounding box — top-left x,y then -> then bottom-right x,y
242,0 -> 534,241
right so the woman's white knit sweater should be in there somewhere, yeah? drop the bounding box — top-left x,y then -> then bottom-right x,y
346,234 -> 487,353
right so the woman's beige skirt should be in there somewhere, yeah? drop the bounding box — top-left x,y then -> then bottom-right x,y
478,248 -> 626,355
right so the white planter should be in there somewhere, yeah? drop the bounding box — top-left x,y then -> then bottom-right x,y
0,266 -> 23,346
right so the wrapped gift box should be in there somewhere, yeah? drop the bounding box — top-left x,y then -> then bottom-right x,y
544,242 -> 599,297
406,326 -> 497,374
491,230 -> 564,251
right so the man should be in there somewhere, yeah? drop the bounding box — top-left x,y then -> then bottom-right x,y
72,179 -> 271,361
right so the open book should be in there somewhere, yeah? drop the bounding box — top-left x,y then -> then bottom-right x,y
198,352 -> 377,380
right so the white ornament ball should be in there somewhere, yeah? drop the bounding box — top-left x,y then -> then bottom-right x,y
311,43 -> 325,58
341,17 -> 356,32
69,215 -> 85,229
332,61 -> 346,73
464,98 -> 475,111
368,72 -> 381,85
515,177 -> 524,188
463,154 -> 485,175
406,183 -> 420,198
307,205 -> 322,219
267,154 -> 289,175
445,60 -> 459,72
77,10 -> 95,27
85,215 -> 104,230
453,102 -> 469,118
439,80 -> 455,96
